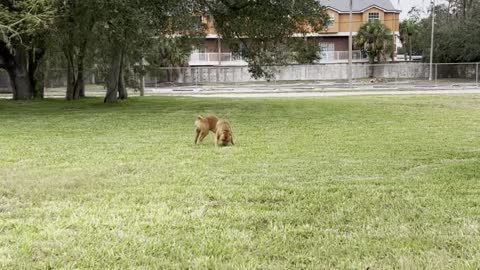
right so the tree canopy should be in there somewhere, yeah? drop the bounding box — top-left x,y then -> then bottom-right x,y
205,0 -> 328,78
1,0 -> 329,101
0,0 -> 54,99
354,21 -> 393,64
405,0 -> 480,63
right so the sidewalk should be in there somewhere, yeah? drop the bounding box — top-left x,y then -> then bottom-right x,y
145,81 -> 480,98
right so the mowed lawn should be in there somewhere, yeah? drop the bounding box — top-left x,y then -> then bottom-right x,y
1,95 -> 480,269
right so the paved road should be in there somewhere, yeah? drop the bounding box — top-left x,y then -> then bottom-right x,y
183,89 -> 480,98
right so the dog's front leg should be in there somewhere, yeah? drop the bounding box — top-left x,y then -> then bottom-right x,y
194,129 -> 201,144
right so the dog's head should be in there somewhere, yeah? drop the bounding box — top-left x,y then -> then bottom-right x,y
218,130 -> 232,146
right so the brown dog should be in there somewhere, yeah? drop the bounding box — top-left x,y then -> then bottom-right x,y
194,115 -> 219,144
215,120 -> 234,147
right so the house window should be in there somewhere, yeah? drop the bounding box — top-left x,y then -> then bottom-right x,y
327,15 -> 335,29
368,13 -> 380,22
319,42 -> 335,51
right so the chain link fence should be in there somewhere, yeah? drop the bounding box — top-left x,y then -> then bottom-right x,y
126,63 -> 480,89
1,62 -> 479,95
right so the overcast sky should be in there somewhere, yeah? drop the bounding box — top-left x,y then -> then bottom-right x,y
398,0 -> 446,19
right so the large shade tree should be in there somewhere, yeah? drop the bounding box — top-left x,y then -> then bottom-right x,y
96,0 -> 204,103
52,0 -> 99,100
204,0 -> 329,78
0,0 -> 54,100
2,0 -> 330,102
418,1 -> 480,63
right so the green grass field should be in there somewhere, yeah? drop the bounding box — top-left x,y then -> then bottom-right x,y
1,96 -> 480,269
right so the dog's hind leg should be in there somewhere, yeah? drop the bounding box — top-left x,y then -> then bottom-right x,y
198,130 -> 208,143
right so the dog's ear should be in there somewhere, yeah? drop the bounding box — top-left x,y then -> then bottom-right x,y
197,115 -> 204,120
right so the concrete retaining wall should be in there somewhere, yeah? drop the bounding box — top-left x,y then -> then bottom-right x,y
156,62 -> 432,84
1,63 -> 477,93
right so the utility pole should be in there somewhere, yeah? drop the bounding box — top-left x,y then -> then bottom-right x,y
348,0 -> 353,87
429,0 -> 436,80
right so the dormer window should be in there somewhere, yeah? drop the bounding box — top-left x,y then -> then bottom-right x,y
368,13 -> 380,22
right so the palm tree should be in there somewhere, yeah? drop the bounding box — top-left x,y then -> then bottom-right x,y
399,19 -> 419,61
146,38 -> 194,83
355,21 -> 392,64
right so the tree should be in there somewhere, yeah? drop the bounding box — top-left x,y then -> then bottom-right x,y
418,1 -> 480,63
52,0 -> 98,100
289,38 -> 322,64
399,19 -> 419,61
203,0 -> 329,78
145,37 -> 196,84
355,21 -> 392,64
3,0 -> 330,102
0,0 -> 54,100
96,0 -> 203,103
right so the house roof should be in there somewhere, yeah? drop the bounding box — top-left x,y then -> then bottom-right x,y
318,0 -> 401,13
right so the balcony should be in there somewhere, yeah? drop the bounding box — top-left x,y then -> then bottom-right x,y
319,50 -> 368,63
189,53 -> 247,66
188,50 -> 368,66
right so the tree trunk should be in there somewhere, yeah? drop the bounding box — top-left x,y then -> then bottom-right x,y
74,62 -> 84,100
78,68 -> 85,98
8,46 -> 34,100
8,69 -> 33,100
139,74 -> 145,96
77,39 -> 87,98
29,49 -> 46,99
368,53 -> 375,78
32,63 -> 45,99
64,51 -> 86,100
167,68 -> 172,82
139,57 -> 145,97
65,50 -> 78,101
409,37 -> 413,61
118,66 -> 128,100
64,33 -> 89,100
104,48 -> 126,103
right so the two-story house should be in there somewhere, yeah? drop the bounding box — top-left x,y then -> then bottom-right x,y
189,0 -> 400,66
316,0 -> 400,62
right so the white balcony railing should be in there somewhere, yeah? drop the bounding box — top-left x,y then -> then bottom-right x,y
189,50 -> 368,66
319,50 -> 368,63
189,53 -> 246,66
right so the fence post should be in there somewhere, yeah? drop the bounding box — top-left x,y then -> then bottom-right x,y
476,62 -> 479,87
435,63 -> 438,86
190,68 -> 193,85
196,68 -> 199,86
